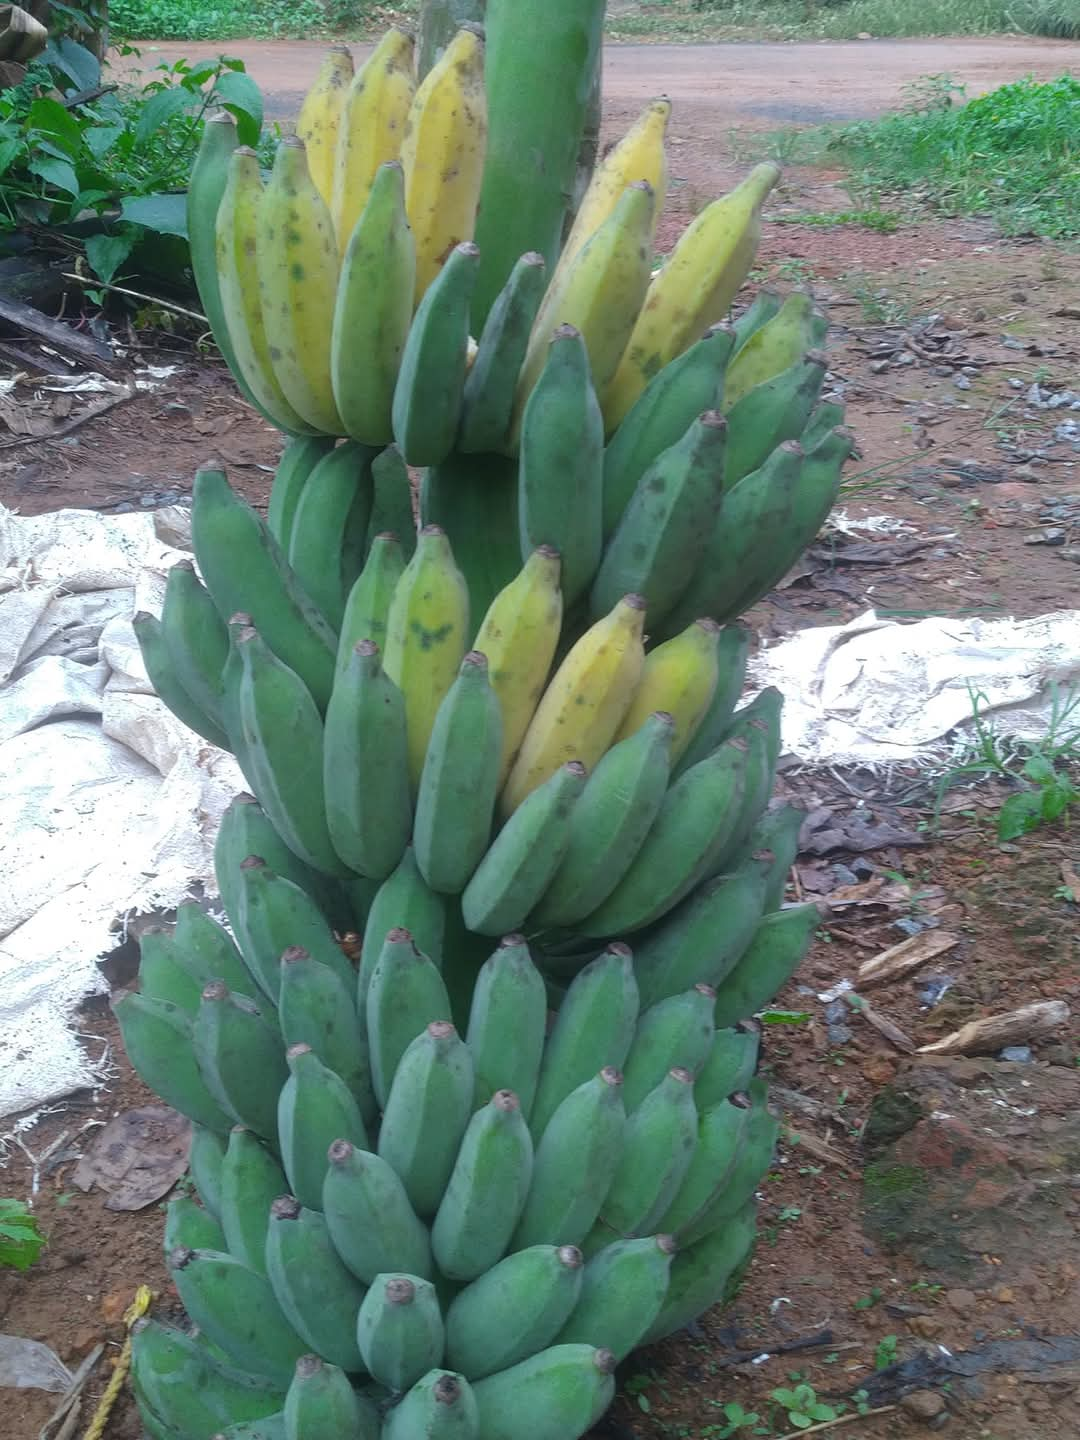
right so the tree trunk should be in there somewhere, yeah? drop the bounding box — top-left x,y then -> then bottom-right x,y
416,0 -> 486,81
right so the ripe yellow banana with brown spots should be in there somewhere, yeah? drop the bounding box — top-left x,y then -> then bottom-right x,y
614,617 -> 722,765
511,181 -> 655,445
331,28 -> 416,255
602,162 -> 781,432
258,136 -> 344,436
296,46 -> 353,211
500,593 -> 646,818
473,546 -> 564,789
215,147 -> 314,436
558,98 -> 671,276
401,26 -> 487,304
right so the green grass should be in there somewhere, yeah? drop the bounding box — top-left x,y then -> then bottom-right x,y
108,0 -> 414,41
608,0 -> 1079,41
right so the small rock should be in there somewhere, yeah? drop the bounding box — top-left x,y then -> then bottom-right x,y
908,1314 -> 945,1339
824,1000 -> 849,1024
1001,336 -> 1024,350
947,1287 -> 978,1313
862,1053 -> 898,1086
902,1390 -> 947,1422
1042,1043 -> 1076,1066
1008,377 -> 1024,389
1023,528 -> 1065,546
1059,547 -> 1080,565
953,375 -> 971,390
830,863 -> 859,887
992,1284 -> 1015,1303
998,1046 -> 1032,1063
828,1022 -> 854,1046
857,30 -> 873,38
871,358 -> 891,374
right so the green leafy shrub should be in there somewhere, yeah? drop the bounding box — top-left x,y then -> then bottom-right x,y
109,0 -> 381,41
0,1198 -> 46,1271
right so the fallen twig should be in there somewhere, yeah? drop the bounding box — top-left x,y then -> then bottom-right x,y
858,930 -> 959,988
775,1405 -> 897,1440
0,386 -> 137,450
918,999 -> 1069,1056
38,1342 -> 103,1440
780,1125 -> 860,1179
847,993 -> 916,1054
62,270 -> 208,326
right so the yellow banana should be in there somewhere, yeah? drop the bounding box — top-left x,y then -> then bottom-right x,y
215,148 -> 314,436
331,28 -> 416,255
614,616 -> 721,765
473,545 -> 563,789
383,524 -> 470,793
297,45 -> 354,211
558,98 -> 671,275
602,162 -> 781,431
500,593 -> 646,817
722,290 -> 816,411
401,26 -> 487,304
257,136 -> 344,435
511,180 -> 655,443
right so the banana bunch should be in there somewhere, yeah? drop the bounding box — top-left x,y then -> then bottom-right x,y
123,804 -> 807,1440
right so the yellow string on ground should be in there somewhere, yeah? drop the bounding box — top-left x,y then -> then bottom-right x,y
81,1285 -> 152,1440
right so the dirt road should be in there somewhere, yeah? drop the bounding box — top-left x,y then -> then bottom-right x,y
118,35 -> 1072,126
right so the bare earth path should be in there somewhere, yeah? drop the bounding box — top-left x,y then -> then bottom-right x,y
116,35 -> 1073,126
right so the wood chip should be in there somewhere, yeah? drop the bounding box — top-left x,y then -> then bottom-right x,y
848,994 -> 916,1053
858,930 -> 960,988
918,1000 -> 1070,1056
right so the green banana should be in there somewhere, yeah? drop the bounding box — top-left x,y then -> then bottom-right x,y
214,793 -> 348,941
164,1193 -> 226,1255
749,804 -> 805,912
419,451 -> 521,643
414,652 -> 503,894
445,1246 -> 584,1381
382,1370 -> 479,1440
172,902 -> 261,1006
711,904 -> 820,1029
671,623 -> 750,779
529,711 -> 673,929
601,323 -> 735,540
655,441 -> 804,640
265,1196 -> 367,1372
384,525 -> 471,792
656,1092 -> 750,1238
131,1318 -> 285,1439
577,737 -> 750,937
219,1125 -> 287,1275
725,426 -> 855,616
621,988 -> 717,1111
188,1123 -> 227,1219
682,1078 -> 777,1239
517,324 -> 603,610
555,1234 -> 675,1361
632,862 -> 768,1010
139,927 -> 202,1015
359,847 -> 446,1008
134,612 -> 229,750
337,534 -> 407,679
191,468 -> 336,712
471,1345 -> 615,1440
379,1021 -> 475,1219
233,628 -> 343,877
366,927 -> 453,1107
723,291 -> 820,411
278,946 -> 375,1125
512,1067 -> 626,1250
212,1417 -> 287,1440
730,286 -> 781,355
725,686 -> 784,773
722,349 -> 827,491
461,761 -> 587,937
694,1022 -> 760,1110
193,982 -> 287,1140
715,723 -> 773,873
367,449 -> 416,559
641,1200 -> 757,1343
324,639 -> 412,882
529,944 -> 640,1140
799,394 -> 846,453
331,160 -> 416,447
323,1138 -> 434,1283
278,1043 -> 369,1209
586,1068 -> 697,1246
233,855 -> 354,1004
465,935 -> 548,1116
460,251 -> 547,454
267,436 -> 336,552
284,1355 -> 379,1440
431,1089 -> 535,1282
590,410 -> 727,626
356,1275 -> 446,1392
113,991 -> 232,1133
160,561 -> 230,730
167,1246 -> 307,1387
392,242 -> 479,466
287,441 -> 375,630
